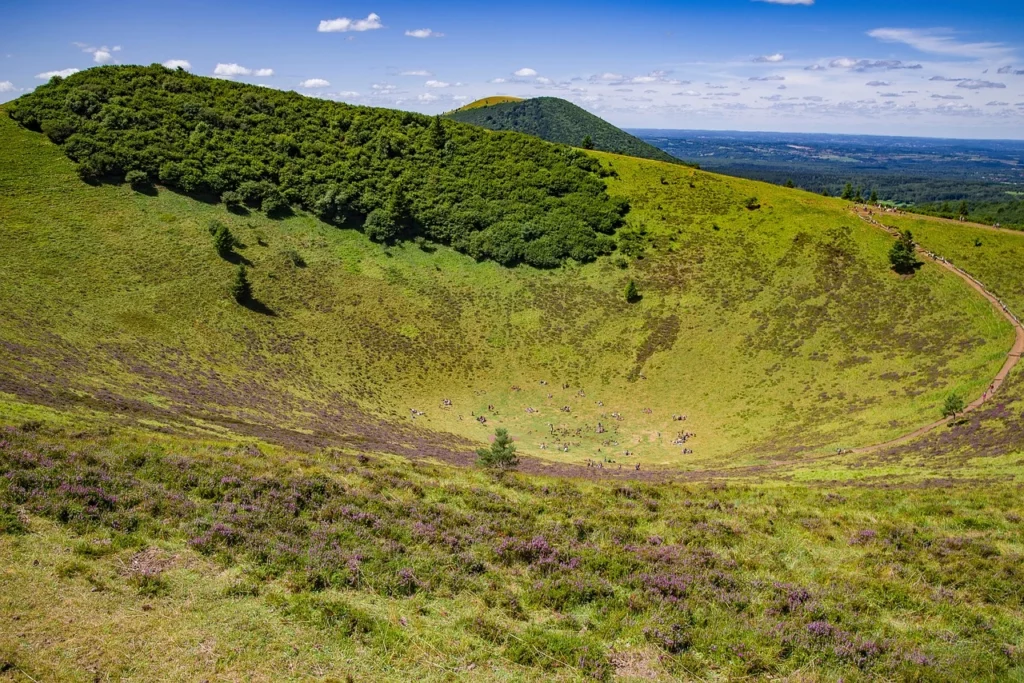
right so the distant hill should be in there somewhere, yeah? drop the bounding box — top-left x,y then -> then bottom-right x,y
446,96 -> 687,165
455,96 -> 523,111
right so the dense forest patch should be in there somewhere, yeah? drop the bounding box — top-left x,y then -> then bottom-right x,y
8,65 -> 629,267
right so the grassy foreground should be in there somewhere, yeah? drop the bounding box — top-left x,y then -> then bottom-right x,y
0,110 -> 1014,469
2,418 -> 1024,681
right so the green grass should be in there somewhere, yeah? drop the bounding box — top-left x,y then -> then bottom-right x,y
883,213 -> 1024,318
3,423 -> 1024,681
4,98 -> 1024,681
454,96 -> 525,111
0,112 -> 1014,471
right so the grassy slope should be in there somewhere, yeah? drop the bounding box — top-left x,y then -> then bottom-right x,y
0,111 -> 1015,471
454,96 -> 524,111
446,97 -> 684,165
2,423 -> 1024,681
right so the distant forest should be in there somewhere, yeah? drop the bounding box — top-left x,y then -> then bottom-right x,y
9,65 -> 631,267
636,130 -> 1024,229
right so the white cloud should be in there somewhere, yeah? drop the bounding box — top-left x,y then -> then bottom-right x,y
986,101 -> 1009,106
372,83 -> 397,91
76,43 -> 122,64
0,81 -> 14,92
598,72 -> 624,81
804,64 -> 827,71
36,68 -> 79,79
424,80 -> 450,88
753,0 -> 814,4
418,92 -> 439,102
318,13 -> 383,33
956,79 -> 1005,89
749,75 -> 785,81
213,63 -> 274,78
673,90 -> 701,96
536,76 -> 553,84
163,59 -> 191,70
514,67 -> 538,77
400,70 -> 432,76
754,53 -> 785,63
405,28 -> 443,38
868,28 -> 1012,59
866,80 -> 891,86
300,78 -> 330,88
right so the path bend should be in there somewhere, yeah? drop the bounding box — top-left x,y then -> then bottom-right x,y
849,209 -> 1024,455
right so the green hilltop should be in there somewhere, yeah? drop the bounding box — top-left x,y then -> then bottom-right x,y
4,65 -> 1024,681
446,95 -> 686,165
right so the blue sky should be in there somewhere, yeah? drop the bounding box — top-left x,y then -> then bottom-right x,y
2,0 -> 1024,138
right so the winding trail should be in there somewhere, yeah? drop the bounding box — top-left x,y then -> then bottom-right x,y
848,208 -> 1024,455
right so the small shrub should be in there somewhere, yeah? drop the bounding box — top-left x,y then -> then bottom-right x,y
231,265 -> 252,304
124,170 -> 151,190
477,428 -> 519,470
625,279 -> 640,303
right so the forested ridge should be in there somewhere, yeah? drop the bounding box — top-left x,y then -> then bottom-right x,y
447,97 -> 687,166
8,65 -> 631,267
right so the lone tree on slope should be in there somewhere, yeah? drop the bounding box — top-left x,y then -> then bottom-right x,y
841,182 -> 854,201
581,135 -> 594,150
625,279 -> 640,303
231,265 -> 252,304
477,428 -> 519,470
942,393 -> 966,420
888,229 -> 920,274
212,221 -> 237,258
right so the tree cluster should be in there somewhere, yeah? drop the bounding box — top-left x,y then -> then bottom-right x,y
11,66 -> 631,268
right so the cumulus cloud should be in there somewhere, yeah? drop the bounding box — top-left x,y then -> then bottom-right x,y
514,67 -> 538,77
802,95 -> 824,101
299,78 -> 330,88
405,28 -> 443,38
424,80 -> 451,88
754,53 -> 785,63
956,79 -> 1005,89
418,92 -> 439,102
996,65 -> 1024,75
213,63 -> 273,78
879,92 -> 902,97
0,81 -> 14,92
36,68 -> 79,79
596,72 -> 624,81
830,58 -> 921,71
804,64 -> 827,71
868,28 -> 1011,59
400,70 -> 432,76
163,59 -> 191,70
489,77 -> 507,84
371,83 -> 397,92
749,75 -> 785,81
318,13 -> 383,33
75,43 -> 122,64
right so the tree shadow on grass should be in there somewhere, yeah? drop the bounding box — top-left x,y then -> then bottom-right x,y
241,298 -> 277,317
221,250 -> 253,267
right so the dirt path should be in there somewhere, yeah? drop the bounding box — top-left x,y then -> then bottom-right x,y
848,209 -> 1024,455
